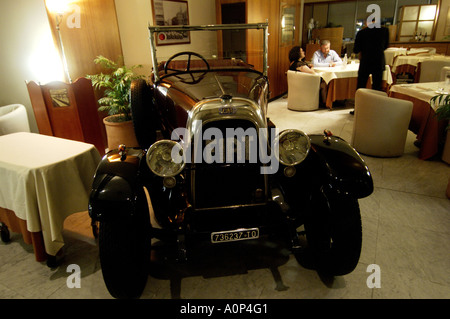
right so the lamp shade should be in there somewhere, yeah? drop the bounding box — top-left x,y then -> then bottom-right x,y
45,0 -> 70,14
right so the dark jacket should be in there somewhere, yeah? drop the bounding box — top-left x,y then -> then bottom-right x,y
289,59 -> 309,71
354,26 -> 389,71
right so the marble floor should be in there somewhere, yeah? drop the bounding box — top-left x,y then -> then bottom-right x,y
0,98 -> 449,300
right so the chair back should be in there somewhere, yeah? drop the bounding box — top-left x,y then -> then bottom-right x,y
419,59 -> 450,82
352,88 -> 413,157
287,70 -> 321,111
440,66 -> 450,81
0,104 -> 31,135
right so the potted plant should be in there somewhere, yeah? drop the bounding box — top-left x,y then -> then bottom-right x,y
87,55 -> 143,150
430,93 -> 450,198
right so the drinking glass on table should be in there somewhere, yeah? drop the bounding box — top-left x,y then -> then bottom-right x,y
445,70 -> 450,93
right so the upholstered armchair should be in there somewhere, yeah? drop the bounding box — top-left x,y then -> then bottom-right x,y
0,104 -> 30,135
351,89 -> 413,157
287,70 -> 321,111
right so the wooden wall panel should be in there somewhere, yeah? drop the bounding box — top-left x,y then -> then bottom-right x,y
27,79 -> 106,155
39,81 -> 85,142
26,81 -> 54,136
277,0 -> 301,96
247,0 -> 280,98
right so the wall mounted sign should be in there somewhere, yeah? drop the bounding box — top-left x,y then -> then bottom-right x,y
49,89 -> 70,107
152,0 -> 190,46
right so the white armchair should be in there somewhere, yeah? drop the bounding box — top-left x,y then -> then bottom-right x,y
0,104 -> 31,135
440,66 -> 450,81
287,70 -> 321,111
418,59 -> 450,82
351,89 -> 413,157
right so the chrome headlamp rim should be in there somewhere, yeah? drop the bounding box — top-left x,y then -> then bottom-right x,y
275,129 -> 311,167
146,139 -> 185,177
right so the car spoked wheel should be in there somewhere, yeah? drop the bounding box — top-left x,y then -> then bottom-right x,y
294,194 -> 362,276
98,189 -> 152,299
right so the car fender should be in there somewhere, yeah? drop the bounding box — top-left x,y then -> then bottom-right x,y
309,134 -> 373,199
88,148 -> 145,221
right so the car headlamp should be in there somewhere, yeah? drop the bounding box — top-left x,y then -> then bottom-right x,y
146,140 -> 185,177
276,129 -> 311,166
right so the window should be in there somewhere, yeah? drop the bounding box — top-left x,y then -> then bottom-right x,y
304,0 -> 439,43
397,4 -> 437,42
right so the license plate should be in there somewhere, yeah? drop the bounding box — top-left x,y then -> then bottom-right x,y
211,228 -> 259,243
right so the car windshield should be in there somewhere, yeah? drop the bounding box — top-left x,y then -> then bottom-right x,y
148,23 -> 269,82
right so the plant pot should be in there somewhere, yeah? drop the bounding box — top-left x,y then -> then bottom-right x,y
103,115 -> 139,151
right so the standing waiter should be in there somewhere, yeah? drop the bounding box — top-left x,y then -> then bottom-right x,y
351,15 -> 389,113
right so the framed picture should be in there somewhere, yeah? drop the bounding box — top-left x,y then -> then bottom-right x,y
152,0 -> 190,46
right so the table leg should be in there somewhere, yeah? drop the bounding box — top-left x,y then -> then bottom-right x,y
46,248 -> 65,268
0,222 -> 11,243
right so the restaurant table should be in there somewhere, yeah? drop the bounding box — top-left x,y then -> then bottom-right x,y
391,55 -> 450,79
385,48 -> 435,69
314,63 -> 393,109
389,82 -> 447,160
0,132 -> 101,262
385,47 -> 408,67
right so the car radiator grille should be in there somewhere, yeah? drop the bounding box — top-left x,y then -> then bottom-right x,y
191,120 -> 267,209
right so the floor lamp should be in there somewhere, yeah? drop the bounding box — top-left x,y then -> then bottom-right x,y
45,0 -> 72,83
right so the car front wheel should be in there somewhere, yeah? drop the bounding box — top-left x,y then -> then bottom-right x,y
295,194 -> 362,276
98,194 -> 151,299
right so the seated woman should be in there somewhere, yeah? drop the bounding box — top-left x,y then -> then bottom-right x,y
289,46 -> 315,74
288,46 -> 327,107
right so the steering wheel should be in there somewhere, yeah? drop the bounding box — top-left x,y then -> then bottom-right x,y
164,51 -> 210,74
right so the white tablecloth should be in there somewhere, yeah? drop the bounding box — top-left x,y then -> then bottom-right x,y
389,82 -> 444,108
392,55 -> 450,72
385,47 -> 408,66
314,63 -> 393,85
0,132 -> 101,256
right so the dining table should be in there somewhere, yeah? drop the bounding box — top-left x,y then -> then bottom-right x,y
314,62 -> 393,109
391,54 -> 450,80
0,132 -> 101,263
384,47 -> 408,67
389,82 -> 448,160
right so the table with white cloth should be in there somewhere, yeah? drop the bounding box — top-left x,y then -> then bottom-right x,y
384,47 -> 408,67
314,63 -> 393,109
385,48 -> 437,70
0,132 -> 101,261
391,55 -> 450,79
389,82 -> 447,160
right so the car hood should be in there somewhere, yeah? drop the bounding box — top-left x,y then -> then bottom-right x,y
161,70 -> 267,105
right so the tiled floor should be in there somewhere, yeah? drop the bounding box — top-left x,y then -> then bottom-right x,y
0,98 -> 449,299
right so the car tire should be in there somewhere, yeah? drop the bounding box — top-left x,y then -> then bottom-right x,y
98,189 -> 151,299
295,195 -> 362,276
130,79 -> 157,149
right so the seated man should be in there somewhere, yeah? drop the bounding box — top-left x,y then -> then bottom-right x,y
312,40 -> 342,67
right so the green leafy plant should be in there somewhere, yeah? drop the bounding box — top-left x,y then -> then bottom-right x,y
87,55 -> 143,122
430,94 -> 450,131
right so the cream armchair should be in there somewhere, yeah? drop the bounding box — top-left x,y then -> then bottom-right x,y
440,66 -> 450,81
0,104 -> 31,135
351,89 -> 413,157
418,59 -> 450,83
287,70 -> 321,111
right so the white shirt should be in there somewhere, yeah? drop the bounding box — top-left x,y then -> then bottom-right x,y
312,50 -> 343,67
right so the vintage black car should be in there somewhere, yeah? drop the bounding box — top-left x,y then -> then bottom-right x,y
88,23 -> 373,299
